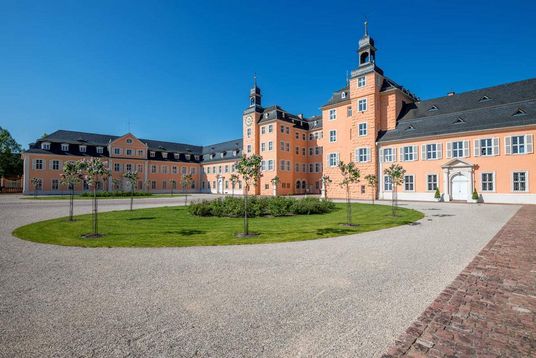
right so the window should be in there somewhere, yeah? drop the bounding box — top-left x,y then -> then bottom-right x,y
261,143 -> 266,152
450,141 -> 467,158
126,164 -> 133,172
114,148 -> 121,155
358,123 -> 367,136
261,160 -> 266,171
285,143 -> 290,152
427,174 -> 438,191
356,147 -> 370,163
302,148 -> 306,156
41,142 -> 50,150
52,160 -> 60,170
191,167 -> 196,175
286,127 -> 289,134
403,175 -> 414,191
383,148 -> 394,162
280,141 -> 285,151
402,146 -> 417,161
79,145 -> 86,153
315,163 -> 321,172
183,167 -> 187,174
224,165 -> 229,173
286,161 -> 290,171
138,150 -> 145,157
357,76 -> 366,87
358,98 -> 367,112
295,146 -> 299,154
280,160 -> 285,170
329,130 -> 337,143
423,143 -> 441,160
347,106 -> 353,117
481,173 -> 494,192
127,149 -> 133,156
328,153 -> 339,167
137,164 -> 143,173
52,179 -> 59,190
261,126 -> 266,135
150,151 -> 155,158
329,109 -> 336,120
295,132 -> 299,139
61,143 -> 69,151
151,165 -> 157,173
513,172 -> 528,192
268,124 -> 273,133
268,141 -> 273,151
35,159 -> 43,170
96,147 -> 104,154
114,163 -> 121,172
511,135 -> 526,154
151,181 -> 156,190
268,160 -> 274,171
384,176 -> 392,191
247,128 -> 251,138
341,92 -> 346,99
478,138 -> 494,156
280,125 -> 285,133
126,139 -> 133,144
247,144 -> 252,153
303,133 -> 306,141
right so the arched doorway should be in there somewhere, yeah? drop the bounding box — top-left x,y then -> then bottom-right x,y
451,174 -> 469,200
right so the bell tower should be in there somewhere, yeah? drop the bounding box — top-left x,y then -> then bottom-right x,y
249,74 -> 262,108
357,21 -> 376,68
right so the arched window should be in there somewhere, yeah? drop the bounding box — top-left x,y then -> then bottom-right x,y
301,181 -> 307,190
360,52 -> 369,65
296,181 -> 301,189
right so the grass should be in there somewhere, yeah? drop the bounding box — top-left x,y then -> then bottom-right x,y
21,193 -> 184,200
12,203 -> 423,248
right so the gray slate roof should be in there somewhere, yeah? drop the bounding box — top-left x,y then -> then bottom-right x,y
322,86 -> 350,107
378,78 -> 536,143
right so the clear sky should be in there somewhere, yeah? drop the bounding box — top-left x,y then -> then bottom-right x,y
1,0 -> 535,149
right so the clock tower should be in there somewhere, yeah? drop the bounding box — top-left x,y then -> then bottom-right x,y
242,74 -> 263,195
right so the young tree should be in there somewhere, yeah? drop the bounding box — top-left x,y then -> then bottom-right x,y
384,163 -> 406,216
338,161 -> 361,226
364,174 -> 378,205
112,178 -> 122,192
0,127 -> 23,179
271,175 -> 280,196
321,175 -> 332,200
235,154 -> 262,236
60,160 -> 82,221
181,174 -> 194,205
123,170 -> 138,211
229,174 -> 239,197
78,158 -> 111,237
30,177 -> 41,198
169,179 -> 177,196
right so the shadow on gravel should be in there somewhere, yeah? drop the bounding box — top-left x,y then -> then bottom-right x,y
432,214 -> 455,217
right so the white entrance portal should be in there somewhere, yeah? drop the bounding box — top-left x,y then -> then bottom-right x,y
451,174 -> 469,200
217,177 -> 223,194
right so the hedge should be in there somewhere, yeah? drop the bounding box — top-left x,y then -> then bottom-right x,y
79,191 -> 154,197
188,196 -> 335,217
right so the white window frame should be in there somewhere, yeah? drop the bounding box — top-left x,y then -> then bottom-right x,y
79,145 -> 87,153
261,143 -> 266,152
506,135 -> 533,155
357,76 -> 366,88
382,148 -> 395,162
512,171 -> 529,192
41,142 -> 51,150
358,122 -> 367,136
358,98 -> 367,112
61,143 -> 69,151
403,175 -> 415,192
383,175 -> 392,191
328,153 -> 339,167
481,172 -> 495,192
52,160 -> 60,171
401,145 -> 417,162
96,146 -> 104,154
426,174 -> 438,191
447,140 -> 469,158
422,143 -> 442,160
329,109 -> 336,120
356,147 -> 370,163
329,130 -> 337,143
268,141 -> 273,151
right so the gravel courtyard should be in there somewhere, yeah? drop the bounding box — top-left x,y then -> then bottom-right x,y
0,195 -> 520,357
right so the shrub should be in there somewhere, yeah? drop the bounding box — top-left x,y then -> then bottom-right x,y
188,196 -> 335,217
472,189 -> 479,201
434,188 -> 441,199
79,191 -> 153,198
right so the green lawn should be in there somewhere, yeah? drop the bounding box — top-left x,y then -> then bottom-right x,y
13,203 -> 423,247
21,193 -> 184,200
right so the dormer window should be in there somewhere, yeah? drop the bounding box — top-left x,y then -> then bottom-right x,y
126,139 -> 133,144
264,113 -> 269,119
174,153 -> 180,159
512,108 -> 527,117
96,146 -> 104,154
79,145 -> 87,153
341,92 -> 346,99
405,125 -> 415,131
61,143 -> 69,151
162,152 -> 168,158
453,117 -> 466,124
479,96 -> 491,102
194,155 -> 199,161
428,105 -> 439,112
41,142 -> 51,150
233,150 -> 238,156
210,153 -> 215,159
186,154 -> 191,160
220,152 -> 224,158
150,151 -> 155,158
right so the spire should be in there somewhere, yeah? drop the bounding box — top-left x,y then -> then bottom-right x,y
249,73 -> 261,108
253,73 -> 257,89
364,20 -> 368,36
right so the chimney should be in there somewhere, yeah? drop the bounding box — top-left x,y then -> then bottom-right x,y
448,91 -> 455,96
298,113 -> 303,119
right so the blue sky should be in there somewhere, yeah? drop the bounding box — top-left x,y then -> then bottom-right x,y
1,0 -> 535,148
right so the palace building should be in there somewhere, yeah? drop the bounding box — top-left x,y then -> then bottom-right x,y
23,24 -> 536,203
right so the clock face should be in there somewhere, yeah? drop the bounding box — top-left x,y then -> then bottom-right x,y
245,116 -> 253,127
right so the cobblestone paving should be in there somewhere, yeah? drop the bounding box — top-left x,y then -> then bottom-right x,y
382,205 -> 536,358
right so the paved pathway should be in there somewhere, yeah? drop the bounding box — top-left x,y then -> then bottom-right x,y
382,205 -> 536,357
0,195 -> 520,357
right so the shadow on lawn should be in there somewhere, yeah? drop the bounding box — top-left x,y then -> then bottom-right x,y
127,217 -> 156,221
316,227 -> 357,236
164,229 -> 205,236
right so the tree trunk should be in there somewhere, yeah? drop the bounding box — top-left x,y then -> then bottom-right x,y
346,185 -> 352,225
92,186 -> 98,234
130,188 -> 133,211
69,186 -> 74,221
392,185 -> 397,217
244,185 -> 249,235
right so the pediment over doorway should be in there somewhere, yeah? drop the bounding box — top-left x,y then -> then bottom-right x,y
441,158 -> 474,169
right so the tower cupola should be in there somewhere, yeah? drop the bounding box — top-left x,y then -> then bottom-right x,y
249,74 -> 262,107
358,21 -> 376,67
